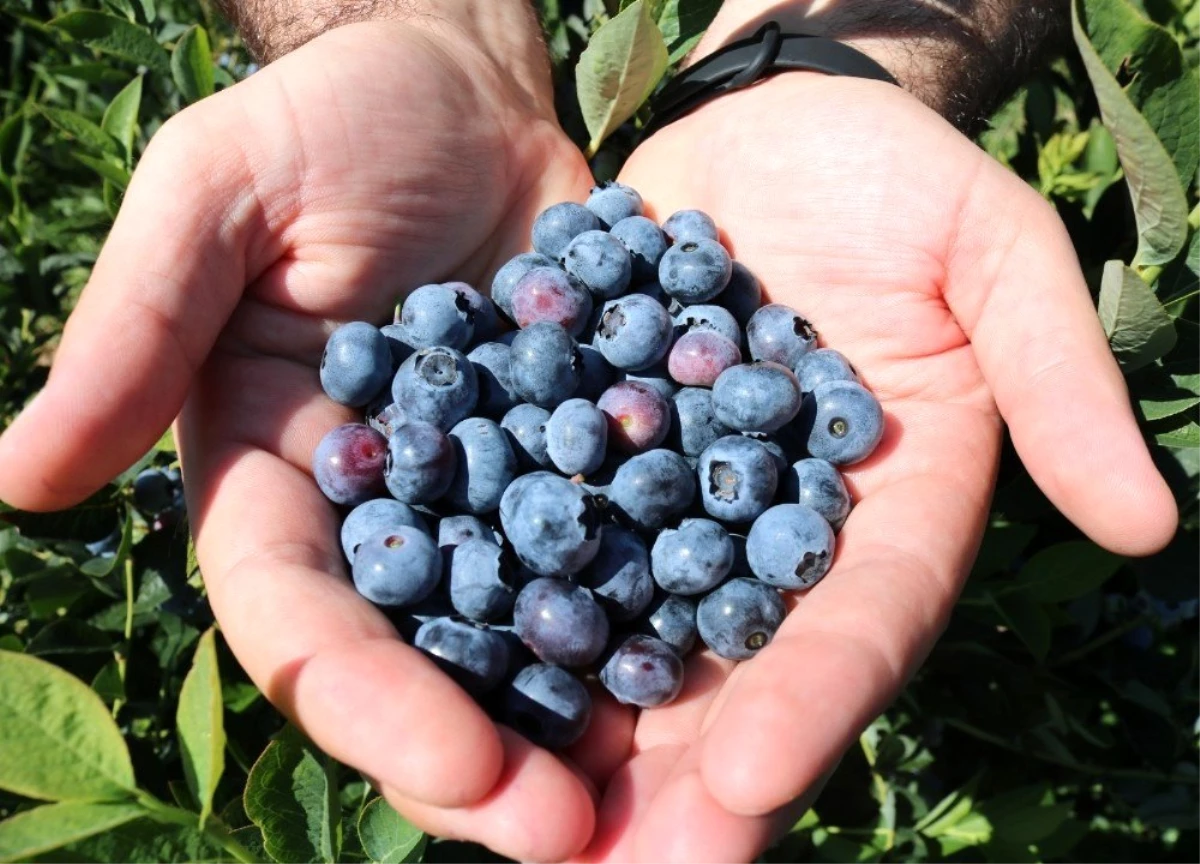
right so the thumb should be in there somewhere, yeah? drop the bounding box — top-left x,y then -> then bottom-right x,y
0,97 -> 264,511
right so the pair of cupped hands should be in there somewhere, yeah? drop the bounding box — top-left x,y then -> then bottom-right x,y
0,10 -> 1177,863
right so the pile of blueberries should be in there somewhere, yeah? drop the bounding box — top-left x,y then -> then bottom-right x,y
311,184 -> 883,750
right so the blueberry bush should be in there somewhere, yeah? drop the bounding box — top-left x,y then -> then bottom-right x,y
0,0 -> 1196,861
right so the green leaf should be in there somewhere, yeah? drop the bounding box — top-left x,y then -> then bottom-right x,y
1141,393 -> 1200,421
50,11 -> 169,71
177,628 -> 225,826
72,152 -> 132,190
1098,260 -> 1177,370
78,506 -> 134,579
30,817 -> 229,863
1072,1 -> 1189,266
0,801 -> 145,863
653,0 -> 722,63
989,589 -> 1052,661
0,651 -> 136,801
101,75 -> 143,164
171,26 -> 215,104
244,726 -> 341,863
1156,420 -> 1200,448
358,798 -> 426,863
36,107 -> 120,155
934,812 -> 993,855
1079,0 -> 1199,187
576,0 -> 669,156
1014,541 -> 1124,603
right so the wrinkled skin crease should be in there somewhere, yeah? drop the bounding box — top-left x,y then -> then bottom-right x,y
0,18 -> 1175,864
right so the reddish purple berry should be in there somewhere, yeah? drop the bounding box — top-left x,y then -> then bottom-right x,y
667,330 -> 742,387
510,267 -> 592,337
597,381 -> 671,454
312,423 -> 388,506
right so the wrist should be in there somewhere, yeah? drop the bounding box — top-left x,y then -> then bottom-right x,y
218,0 -> 554,118
691,0 -> 1068,133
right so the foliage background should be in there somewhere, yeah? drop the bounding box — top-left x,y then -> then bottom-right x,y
0,0 -> 1196,862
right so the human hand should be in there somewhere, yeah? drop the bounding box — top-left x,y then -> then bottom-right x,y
570,12 -> 1179,864
0,6 -> 609,860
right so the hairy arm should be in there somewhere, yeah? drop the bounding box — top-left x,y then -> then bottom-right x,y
695,0 -> 1070,133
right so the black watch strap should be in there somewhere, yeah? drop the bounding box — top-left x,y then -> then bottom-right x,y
644,21 -> 898,137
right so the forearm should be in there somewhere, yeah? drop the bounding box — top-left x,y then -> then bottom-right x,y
694,0 -> 1069,133
215,0 -> 545,68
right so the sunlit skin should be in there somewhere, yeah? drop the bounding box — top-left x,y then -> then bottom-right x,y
0,10 -> 1177,864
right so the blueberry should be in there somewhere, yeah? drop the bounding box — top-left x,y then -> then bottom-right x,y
661,209 -> 719,244
379,323 -> 415,367
313,423 -> 388,506
563,230 -> 633,299
668,330 -> 742,387
545,398 -> 608,477
751,434 -> 791,478
342,498 -> 428,560
597,381 -> 671,454
446,281 -> 501,343
449,539 -> 516,622
384,421 -> 455,504
577,527 -> 653,621
673,304 -> 741,346
445,418 -> 518,513
492,252 -> 556,318
437,514 -> 501,550
399,283 -> 475,350
391,347 -> 479,431
630,280 -> 672,308
467,342 -> 520,417
610,216 -> 668,284
508,322 -> 583,409
574,344 -> 616,401
499,472 -> 602,576
133,468 -> 175,514
716,261 -> 762,326
668,388 -> 732,457
711,362 -> 801,433
532,202 -> 603,259
365,398 -> 407,438
415,617 -> 509,694
608,449 -> 696,530
651,518 -> 734,595
352,526 -> 441,607
658,239 -> 733,304
794,348 -> 859,394
783,458 -> 852,530
600,635 -> 684,708
746,504 -> 836,589
318,322 -> 393,407
746,304 -> 817,367
641,593 -> 698,656
504,664 -> 592,749
594,294 -> 674,371
586,181 -> 643,227
513,577 -> 609,666
697,578 -> 785,660
510,267 -> 593,336
618,360 -> 679,399
500,403 -> 553,470
798,380 -> 885,465
697,435 -> 779,523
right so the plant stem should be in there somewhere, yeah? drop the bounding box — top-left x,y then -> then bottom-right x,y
112,556 -> 135,717
135,793 -> 259,863
942,717 -> 1198,785
1050,616 -> 1149,668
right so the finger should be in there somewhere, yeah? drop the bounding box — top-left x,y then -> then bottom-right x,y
633,749 -> 777,863
180,413 -> 505,807
0,95 -> 266,511
573,745 -> 685,864
564,685 -> 637,789
699,401 -> 996,817
945,166 -> 1177,555
383,727 -> 596,863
